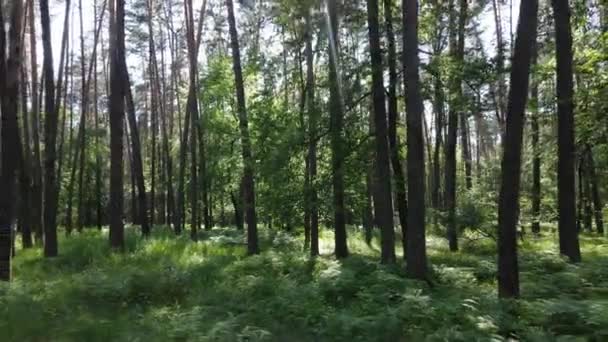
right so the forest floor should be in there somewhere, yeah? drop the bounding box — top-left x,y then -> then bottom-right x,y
2,226 -> 608,341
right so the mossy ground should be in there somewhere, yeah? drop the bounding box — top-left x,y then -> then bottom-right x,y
2,226 -> 607,341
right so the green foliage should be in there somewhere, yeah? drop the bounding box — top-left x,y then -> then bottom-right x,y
2,228 -> 608,341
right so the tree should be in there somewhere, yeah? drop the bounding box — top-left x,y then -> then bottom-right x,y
366,0 -> 396,264
226,0 -> 259,255
553,0 -> 581,263
531,37 -> 541,235
497,0 -> 538,298
0,0 -> 24,281
305,8 -> 319,256
403,0 -> 427,278
109,0 -> 127,250
384,0 -> 408,259
40,0 -> 59,257
327,0 -> 348,259
445,0 -> 466,252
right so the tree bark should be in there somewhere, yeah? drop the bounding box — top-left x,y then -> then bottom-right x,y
304,9 -> 319,256
531,39 -> 541,235
0,0 -> 24,281
327,0 -> 348,259
403,0 -> 427,279
585,147 -> 604,234
497,0 -> 538,298
40,0 -> 59,257
367,0 -> 396,264
226,0 -> 259,255
28,0 -> 43,244
444,0 -> 463,251
384,0 -> 408,259
124,66 -> 151,236
109,0 -> 126,250
553,0 -> 581,262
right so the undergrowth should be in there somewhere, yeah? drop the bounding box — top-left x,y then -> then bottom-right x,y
1,226 -> 607,341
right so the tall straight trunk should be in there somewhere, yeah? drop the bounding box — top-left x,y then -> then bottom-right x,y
126,123 -> 137,223
367,0 -> 396,264
585,147 -> 604,234
305,10 -> 319,256
326,0 -> 348,259
28,0 -> 43,244
124,67 -> 150,236
553,0 -> 581,262
150,65 -> 157,225
444,0 -> 463,252
384,0 -> 408,258
76,0 -> 87,232
531,39 -> 541,235
19,56 -> 33,249
497,0 -> 538,298
576,158 -> 584,232
40,0 -> 59,257
431,52 -> 445,209
403,0 -> 427,279
226,0 -> 259,255
457,0 -> 471,190
184,0 -> 199,240
582,155 -> 593,232
93,0 -> 102,230
0,0 -> 24,281
109,0 -> 126,250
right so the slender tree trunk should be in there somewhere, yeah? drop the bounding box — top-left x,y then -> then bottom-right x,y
327,0 -> 348,259
553,0 -> 581,262
0,0 -> 24,281
497,0 -> 538,298
226,0 -> 259,255
304,10 -> 319,256
93,0 -> 102,230
458,0 -> 472,190
367,0 -> 396,264
531,40 -> 541,235
109,0 -> 126,250
582,154 -> 593,232
40,0 -> 59,257
444,0 -> 463,252
76,0 -> 87,233
19,54 -> 33,249
124,66 -> 151,236
29,0 -> 43,245
384,0 -> 408,259
403,0 -> 427,279
585,147 -> 604,234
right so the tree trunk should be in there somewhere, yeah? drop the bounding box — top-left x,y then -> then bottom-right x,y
327,0 -> 348,259
124,66 -> 151,236
553,0 -> 581,262
304,10 -> 319,256
367,0 -> 396,264
28,0 -> 43,245
445,0 -> 464,252
76,0 -> 88,233
531,39 -> 541,235
403,0 -> 427,279
497,0 -> 538,298
40,0 -> 59,257
384,0 -> 408,259
226,0 -> 259,255
585,147 -> 604,234
0,0 -> 24,281
109,0 -> 126,250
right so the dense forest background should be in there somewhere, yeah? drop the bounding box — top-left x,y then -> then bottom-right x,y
1,0 -> 607,340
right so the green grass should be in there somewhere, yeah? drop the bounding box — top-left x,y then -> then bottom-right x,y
1,226 -> 607,341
